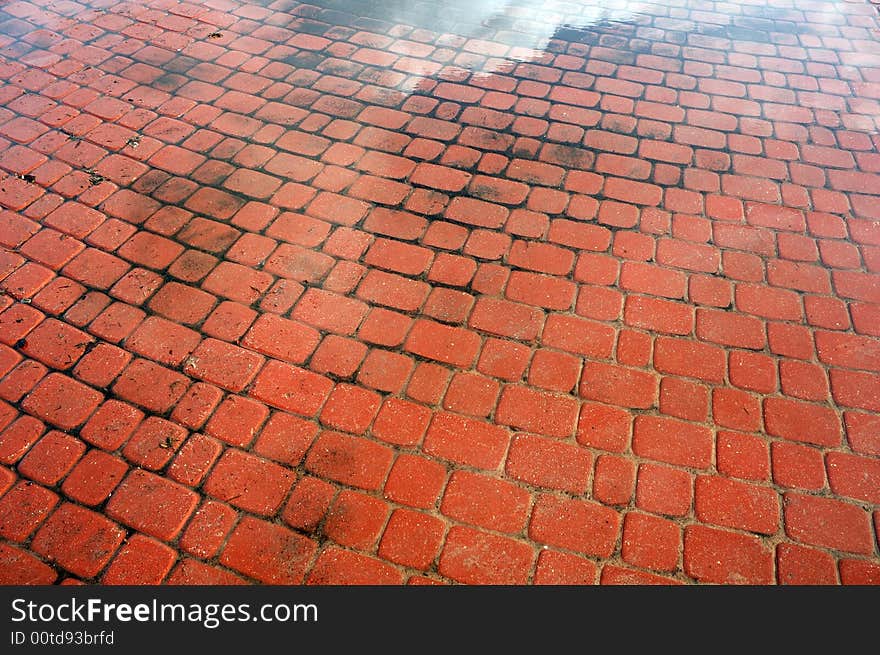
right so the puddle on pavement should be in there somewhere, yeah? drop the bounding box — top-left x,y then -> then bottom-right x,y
1,0 -> 878,225
295,0 -> 830,51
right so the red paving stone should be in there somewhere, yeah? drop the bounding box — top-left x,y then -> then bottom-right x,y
0,0 -> 878,586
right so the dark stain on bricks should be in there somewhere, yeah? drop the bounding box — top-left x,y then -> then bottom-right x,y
314,446 -> 355,479
541,144 -> 594,170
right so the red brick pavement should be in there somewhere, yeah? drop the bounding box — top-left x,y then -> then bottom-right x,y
0,0 -> 879,585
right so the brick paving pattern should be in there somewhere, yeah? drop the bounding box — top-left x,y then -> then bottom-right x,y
0,0 -> 879,585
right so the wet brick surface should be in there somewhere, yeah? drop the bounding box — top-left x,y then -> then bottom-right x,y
0,0 -> 879,585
